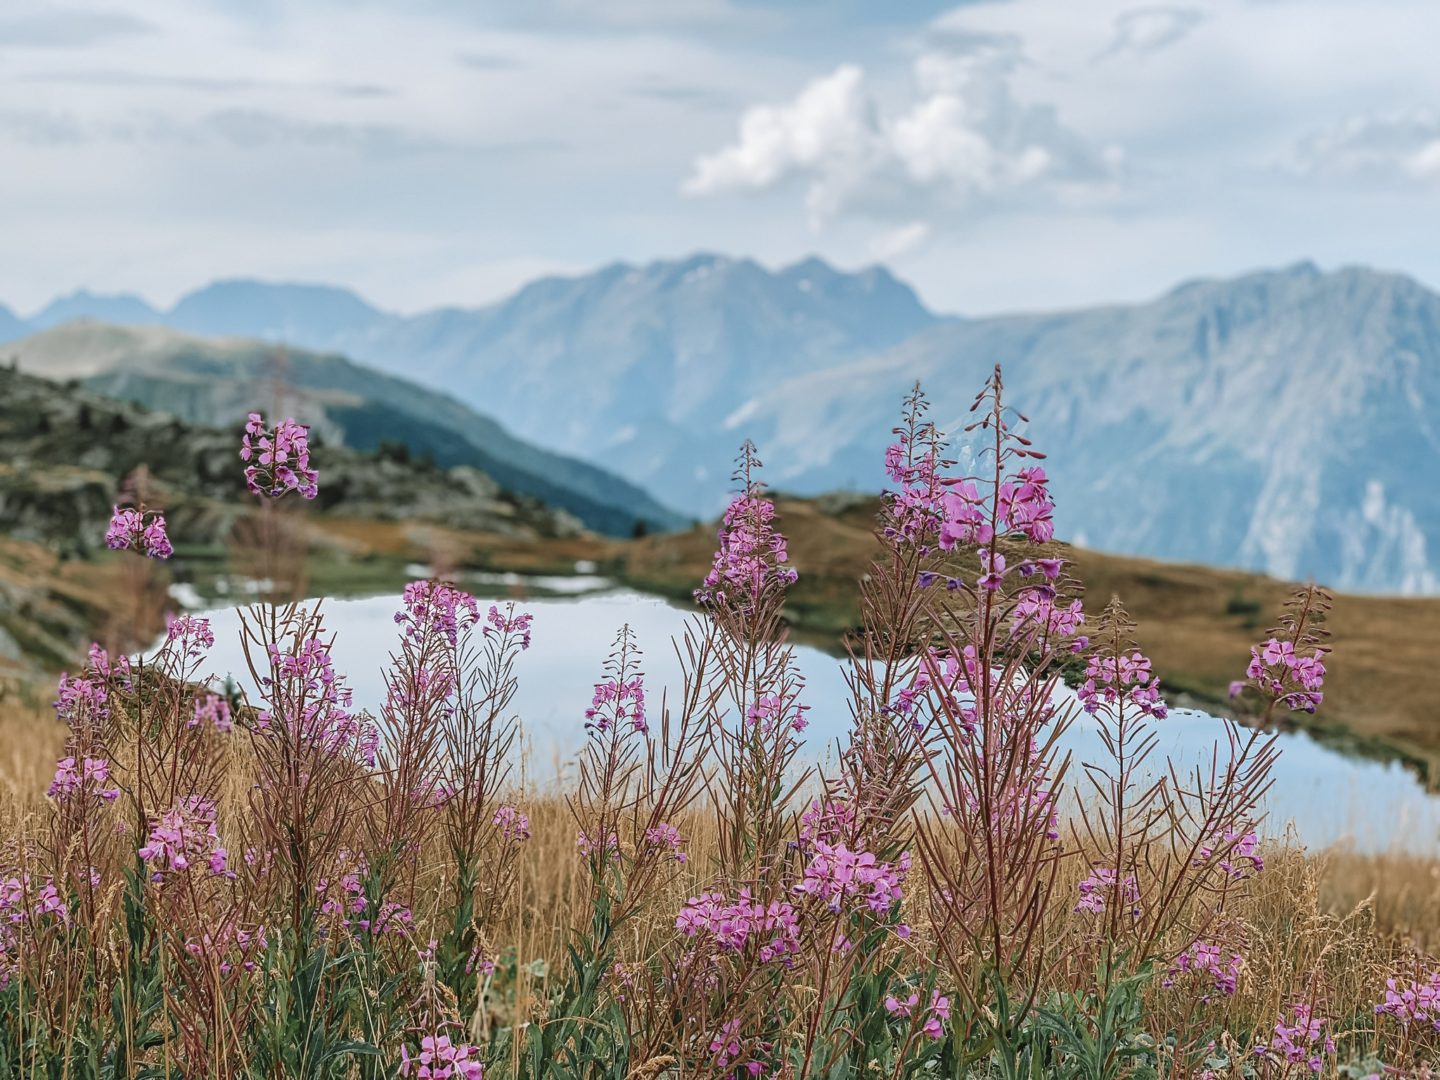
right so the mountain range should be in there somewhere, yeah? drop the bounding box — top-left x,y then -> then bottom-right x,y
2,255 -> 1437,594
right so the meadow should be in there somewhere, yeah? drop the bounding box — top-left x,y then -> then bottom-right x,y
1,374 -> 1437,1079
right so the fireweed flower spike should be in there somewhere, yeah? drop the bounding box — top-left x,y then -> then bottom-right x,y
695,441 -> 797,611
1254,1003 -> 1336,1073
240,412 -> 319,499
1232,584 -> 1332,718
105,504 -> 173,559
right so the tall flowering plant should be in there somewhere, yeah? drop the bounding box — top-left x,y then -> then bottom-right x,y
521,624 -> 710,1075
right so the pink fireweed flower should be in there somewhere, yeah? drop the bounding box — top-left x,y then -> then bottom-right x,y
259,636 -> 378,765
1376,970 -> 1440,1030
997,466 -> 1055,544
399,1033 -> 485,1080
882,425 -> 948,551
643,822 -> 686,863
694,487 -> 798,610
1254,1003 -> 1335,1073
890,647 -> 980,735
1163,940 -> 1243,1000
191,693 -> 233,732
1075,867 -> 1140,917
795,841 -> 908,915
484,603 -> 533,650
184,923 -> 268,976
53,672 -> 109,726
317,854 -> 368,920
885,988 -> 950,1040
395,580 -> 481,648
709,1018 -> 744,1071
1243,636 -> 1327,713
1077,650 -> 1168,720
360,901 -> 414,937
165,614 -> 215,659
937,479 -> 991,551
47,755 -> 120,803
105,505 -> 173,559
576,829 -> 618,858
585,674 -> 646,734
746,693 -> 809,737
87,642 -> 132,690
798,797 -> 857,847
1011,592 -> 1088,652
923,991 -> 951,1039
1197,828 -> 1265,880
241,412 -> 319,499
493,805 -> 531,843
676,890 -> 801,964
138,796 -> 233,880
0,873 -> 70,928
976,550 -> 1007,592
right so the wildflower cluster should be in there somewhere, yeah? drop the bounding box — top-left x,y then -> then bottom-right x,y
399,1033 -> 485,1079
1163,939 -> 1243,999
1244,637 -> 1327,713
884,989 -> 951,1040
492,806 -> 531,844
676,890 -> 801,963
1254,1003 -> 1335,1073
105,504 -> 173,559
1077,650 -> 1168,719
1074,866 -> 1141,917
695,445 -> 797,609
795,841 -> 908,916
240,412 -> 319,499
643,822 -> 686,862
1199,828 -> 1265,880
485,603 -> 534,649
585,670 -> 646,734
165,614 -> 216,658
46,756 -> 120,803
138,796 -> 233,880
260,635 -> 378,765
397,580 -> 481,648
1376,971 -> 1440,1030
882,408 -> 948,551
192,693 -> 233,732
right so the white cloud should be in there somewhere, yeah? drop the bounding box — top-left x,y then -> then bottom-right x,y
1281,110 -> 1440,183
870,221 -> 932,261
683,38 -> 1121,227
1095,6 -> 1205,60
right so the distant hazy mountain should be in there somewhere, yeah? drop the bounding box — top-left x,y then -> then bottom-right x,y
0,304 -> 26,343
1,322 -> 681,537
28,290 -> 160,330
168,280 -> 392,345
7,257 -> 1440,592
737,262 -> 1440,594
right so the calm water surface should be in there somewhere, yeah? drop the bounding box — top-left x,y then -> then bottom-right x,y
167,579 -> 1440,854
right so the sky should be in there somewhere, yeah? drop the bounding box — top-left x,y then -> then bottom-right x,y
3,0 -> 1440,317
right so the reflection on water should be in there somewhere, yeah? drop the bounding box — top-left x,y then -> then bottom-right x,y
169,580 -> 1440,854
